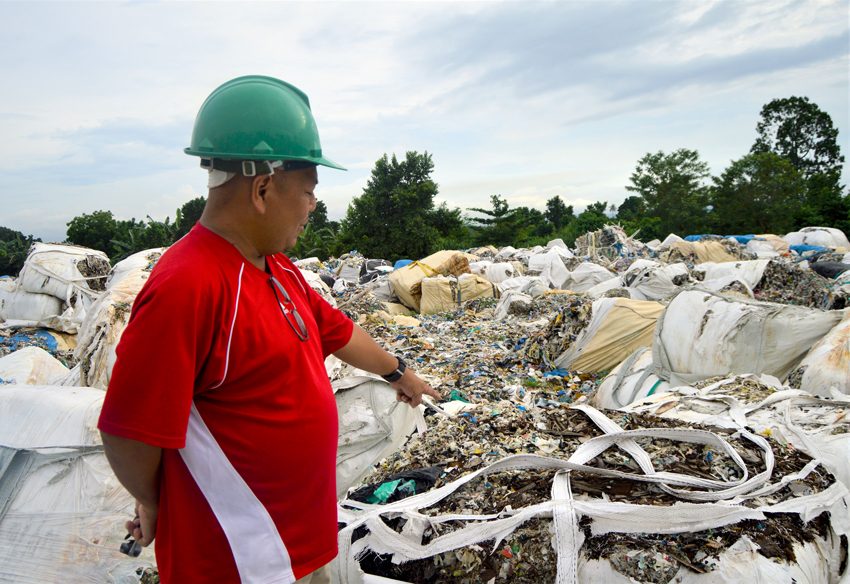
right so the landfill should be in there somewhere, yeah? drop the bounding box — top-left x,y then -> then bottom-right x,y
0,226 -> 849,583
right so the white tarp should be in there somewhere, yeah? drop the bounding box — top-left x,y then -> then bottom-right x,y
591,347 -> 671,410
0,347 -> 68,386
745,239 -> 780,258
0,385 -> 151,582
334,377 -> 424,500
653,290 -> 846,386
788,315 -> 850,397
564,262 -> 617,293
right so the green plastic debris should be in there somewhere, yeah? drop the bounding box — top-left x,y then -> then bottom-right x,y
367,479 -> 401,504
448,389 -> 470,403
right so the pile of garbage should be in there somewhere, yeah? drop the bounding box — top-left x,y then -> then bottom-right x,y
1,223 -> 849,583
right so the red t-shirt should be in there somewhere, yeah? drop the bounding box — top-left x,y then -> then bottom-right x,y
98,224 -> 353,583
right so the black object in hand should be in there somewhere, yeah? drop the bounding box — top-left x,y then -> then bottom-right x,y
120,533 -> 142,557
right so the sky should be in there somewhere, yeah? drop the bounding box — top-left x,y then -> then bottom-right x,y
1,0 -> 847,242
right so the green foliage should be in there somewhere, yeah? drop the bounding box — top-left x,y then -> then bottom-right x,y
555,201 -> 610,246
110,216 -> 178,262
616,196 -> 646,223
751,96 -> 844,180
544,196 -> 573,230
175,197 -> 206,239
751,96 -> 847,233
710,152 -> 805,235
0,234 -> 37,277
338,152 -> 464,259
66,210 -> 120,255
626,149 -> 711,239
466,195 -> 550,247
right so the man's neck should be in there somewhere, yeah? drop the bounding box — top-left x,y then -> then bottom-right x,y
199,218 -> 266,271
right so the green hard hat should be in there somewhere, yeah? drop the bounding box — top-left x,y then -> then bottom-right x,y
184,75 -> 345,170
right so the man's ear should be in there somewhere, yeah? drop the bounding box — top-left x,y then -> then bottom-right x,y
250,175 -> 273,213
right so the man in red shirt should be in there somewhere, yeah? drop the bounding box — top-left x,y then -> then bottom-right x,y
98,76 -> 440,584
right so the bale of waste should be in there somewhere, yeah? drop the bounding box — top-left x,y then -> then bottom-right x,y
784,226 -> 850,250
300,268 -> 337,307
18,242 -> 110,300
335,376 -> 424,500
692,259 -> 770,295
0,279 -> 63,326
388,251 -> 470,312
0,385 -> 151,581
620,259 -> 689,300
524,296 -> 663,372
591,347 -> 670,409
469,261 -> 516,285
787,315 -> 850,396
574,224 -> 647,260
526,250 -> 569,289
563,262 -> 617,293
338,401 -> 849,584
660,240 -> 743,264
74,249 -> 163,389
495,246 -> 517,261
657,233 -> 684,250
420,274 -> 497,316
653,290 -> 845,386
553,298 -> 664,372
0,346 -> 68,385
498,276 -> 548,298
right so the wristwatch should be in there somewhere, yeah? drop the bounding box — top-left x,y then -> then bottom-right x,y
381,355 -> 407,383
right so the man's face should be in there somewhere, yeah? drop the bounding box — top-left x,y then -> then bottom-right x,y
265,165 -> 319,252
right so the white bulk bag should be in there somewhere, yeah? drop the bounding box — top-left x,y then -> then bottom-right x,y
494,246 -> 517,261
692,260 -> 771,295
554,298 -> 665,372
563,262 -> 617,293
0,284 -> 63,325
106,248 -> 165,291
300,268 -> 337,307
621,259 -> 689,301
334,377 -> 424,500
591,347 -> 671,410
482,262 -> 516,285
784,227 -> 850,250
653,290 -> 845,386
0,347 -> 68,385
745,239 -> 780,258
0,385 -> 150,582
18,243 -> 109,302
788,315 -> 850,396
498,276 -> 548,298
527,250 -> 569,289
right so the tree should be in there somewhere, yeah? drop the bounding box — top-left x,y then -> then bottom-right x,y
544,196 -> 573,230
466,195 -> 548,247
175,196 -> 206,239
626,149 -> 711,239
710,152 -> 805,235
66,210 -> 120,255
0,227 -> 38,276
616,196 -> 645,222
556,201 -> 610,246
751,96 -> 847,231
337,151 -> 461,259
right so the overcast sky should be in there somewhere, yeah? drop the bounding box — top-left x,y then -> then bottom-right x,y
1,0 -> 847,242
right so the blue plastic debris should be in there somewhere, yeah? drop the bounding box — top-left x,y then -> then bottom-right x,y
393,259 -> 413,270
543,369 -> 570,378
790,244 -> 828,255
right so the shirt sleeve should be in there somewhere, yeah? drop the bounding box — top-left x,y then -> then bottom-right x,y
98,261 -> 217,449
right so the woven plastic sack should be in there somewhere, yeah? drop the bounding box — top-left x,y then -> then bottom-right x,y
653,290 -> 846,386
787,314 -> 850,396
388,251 -> 470,312
591,347 -> 671,410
